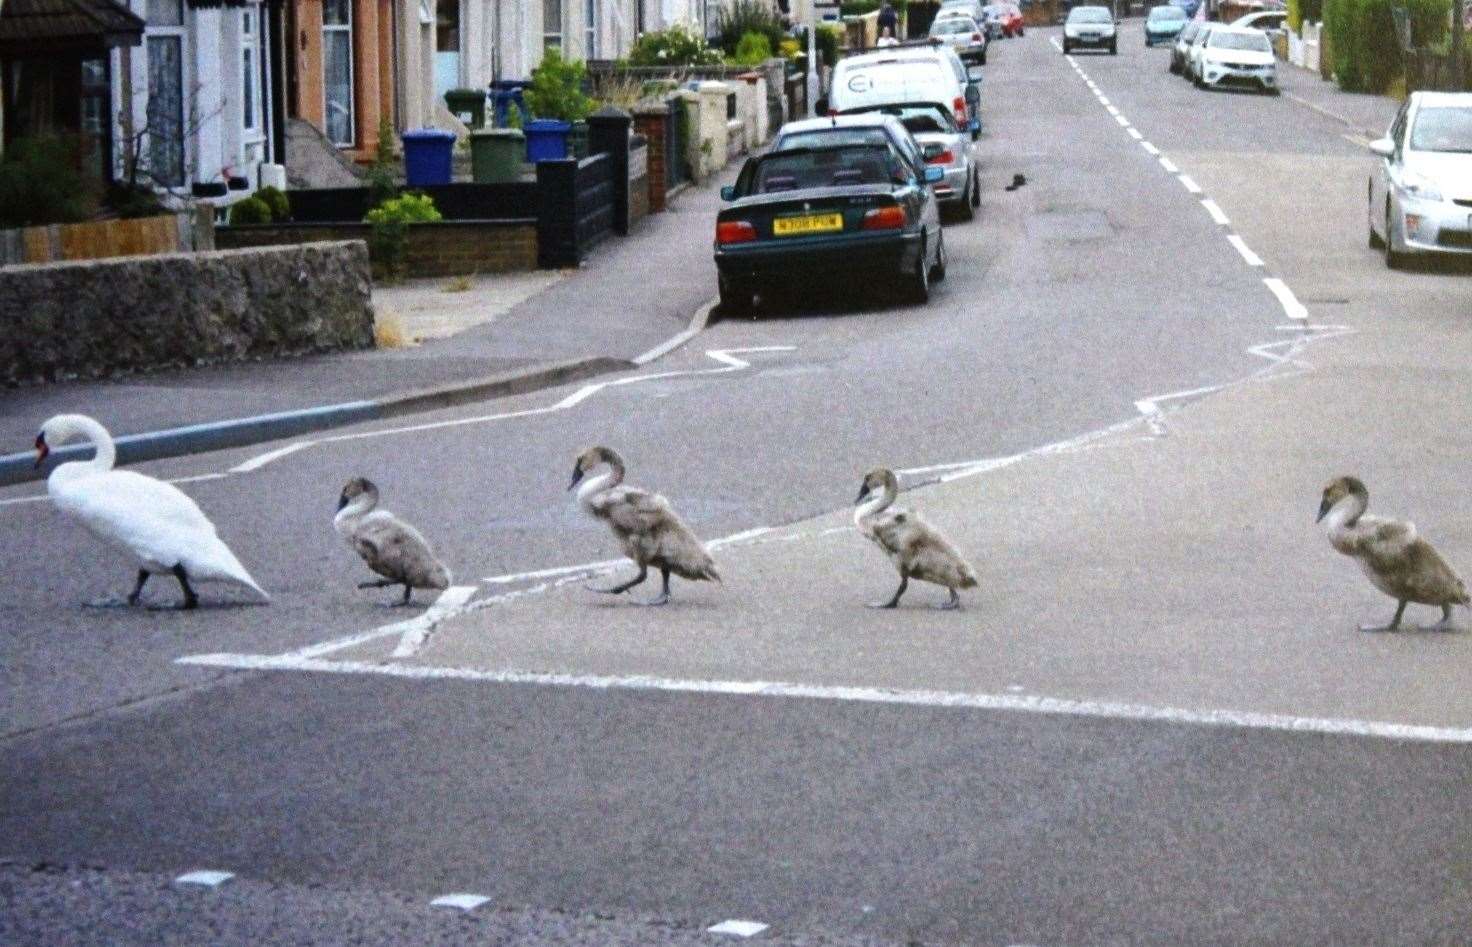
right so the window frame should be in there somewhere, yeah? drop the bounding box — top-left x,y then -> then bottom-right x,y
544,0 -> 564,50
322,0 -> 357,148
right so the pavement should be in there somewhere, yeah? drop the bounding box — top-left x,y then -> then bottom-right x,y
1276,58 -> 1402,140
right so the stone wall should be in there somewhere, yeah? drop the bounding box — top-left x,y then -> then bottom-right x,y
217,221 -> 539,276
0,242 -> 374,386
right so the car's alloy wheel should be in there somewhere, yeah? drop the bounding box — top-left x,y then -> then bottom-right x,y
971,171 -> 981,209
958,178 -> 976,221
1367,188 -> 1384,249
905,240 -> 931,304
1384,205 -> 1404,269
1109,40 -> 1117,54
931,232 -> 948,282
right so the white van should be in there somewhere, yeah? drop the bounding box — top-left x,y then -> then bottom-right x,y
828,50 -> 980,138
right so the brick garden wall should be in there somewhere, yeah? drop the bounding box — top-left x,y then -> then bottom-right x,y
634,110 -> 670,213
216,221 -> 538,276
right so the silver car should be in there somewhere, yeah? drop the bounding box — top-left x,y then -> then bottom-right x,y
1368,92 -> 1472,268
929,13 -> 988,65
847,102 -> 980,221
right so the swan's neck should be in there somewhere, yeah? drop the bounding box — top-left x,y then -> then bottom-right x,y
577,469 -> 619,508
1323,494 -> 1367,536
334,493 -> 377,534
854,483 -> 896,525
71,417 -> 117,473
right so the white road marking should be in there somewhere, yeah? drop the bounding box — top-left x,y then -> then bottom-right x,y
1106,104 -> 1119,115
1115,114 -> 1131,127
175,870 -> 234,888
1049,36 -> 1062,49
1159,156 -> 1179,173
1201,199 -> 1230,225
1227,234 -> 1265,266
172,654 -> 1472,745
390,586 -> 481,659
1263,277 -> 1309,321
1,471 -> 229,509
230,442 -> 310,473
709,919 -> 771,937
1342,132 -> 1372,148
1098,96 -> 1111,105
633,297 -> 719,365
1127,127 -> 1144,140
0,493 -> 49,507
431,894 -> 491,911
1177,174 -> 1202,194
1141,141 -> 1160,155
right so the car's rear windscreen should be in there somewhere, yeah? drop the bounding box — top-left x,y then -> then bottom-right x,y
752,146 -> 900,193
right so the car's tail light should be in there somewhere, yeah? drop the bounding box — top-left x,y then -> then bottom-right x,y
953,96 -> 968,125
973,32 -> 983,41
862,206 -> 907,231
925,149 -> 954,165
717,220 -> 757,244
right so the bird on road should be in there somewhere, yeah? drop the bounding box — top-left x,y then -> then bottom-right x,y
1317,475 -> 1468,632
569,446 -> 720,606
34,413 -> 269,609
854,467 -> 978,610
334,477 -> 452,606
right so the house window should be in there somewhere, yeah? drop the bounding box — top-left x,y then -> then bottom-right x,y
241,7 -> 260,135
584,0 -> 597,57
543,0 -> 562,50
323,0 -> 355,147
434,0 -> 461,99
145,0 -> 186,187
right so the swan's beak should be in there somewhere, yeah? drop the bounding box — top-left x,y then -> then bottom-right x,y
33,434 -> 48,469
567,465 -> 584,492
1316,497 -> 1331,523
854,484 -> 870,505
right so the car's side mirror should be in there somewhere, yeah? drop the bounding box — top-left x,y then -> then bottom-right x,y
1368,137 -> 1395,159
720,185 -> 736,201
925,166 -> 945,184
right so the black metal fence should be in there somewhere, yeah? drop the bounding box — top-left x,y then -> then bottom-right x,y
668,97 -> 691,189
535,154 -> 616,268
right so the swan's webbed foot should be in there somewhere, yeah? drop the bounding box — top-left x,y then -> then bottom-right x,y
866,599 -> 900,609
1360,600 -> 1407,633
932,588 -> 962,611
1428,605 -> 1462,632
636,569 -> 672,606
172,564 -> 199,610
83,596 -> 132,609
867,575 -> 908,609
586,566 -> 648,596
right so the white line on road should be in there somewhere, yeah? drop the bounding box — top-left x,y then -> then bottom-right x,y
1098,96 -> 1111,106
1158,156 -> 1179,173
709,920 -> 771,938
1105,104 -> 1119,115
633,297 -> 719,365
172,654 -> 1472,745
1049,36 -> 1062,49
431,894 -> 491,911
1140,141 -> 1160,155
229,442 -> 310,473
1201,199 -> 1230,225
175,870 -> 234,888
1114,114 -> 1130,127
390,585 -> 481,659
1127,127 -> 1144,140
1227,234 -> 1265,266
1,471 -> 229,509
1263,277 -> 1309,321
1177,174 -> 1202,194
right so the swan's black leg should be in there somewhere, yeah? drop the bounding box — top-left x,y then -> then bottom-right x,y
398,584 -> 414,606
640,567 -> 672,607
869,575 -> 908,609
934,587 -> 961,611
127,570 -> 150,606
172,564 -> 199,610
587,566 -> 647,595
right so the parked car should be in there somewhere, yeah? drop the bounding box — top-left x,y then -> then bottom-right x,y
715,115 -> 946,311
996,3 -> 1024,36
1367,92 -> 1472,268
1229,10 -> 1288,35
1170,20 -> 1203,73
979,4 -> 1007,39
835,102 -> 981,219
1144,4 -> 1188,46
1193,25 -> 1275,92
1184,23 -> 1217,81
1062,5 -> 1117,54
929,14 -> 988,65
939,0 -> 988,28
1170,0 -> 1203,19
827,47 -> 983,139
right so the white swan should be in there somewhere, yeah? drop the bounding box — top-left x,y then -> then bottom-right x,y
1318,475 -> 1468,632
334,477 -> 452,606
35,414 -> 269,609
568,446 -> 720,606
854,467 -> 978,610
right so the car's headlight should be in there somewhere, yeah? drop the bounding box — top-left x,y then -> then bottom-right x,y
1401,170 -> 1443,202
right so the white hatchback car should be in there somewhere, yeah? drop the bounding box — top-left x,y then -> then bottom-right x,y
1368,92 -> 1472,268
1193,25 -> 1277,93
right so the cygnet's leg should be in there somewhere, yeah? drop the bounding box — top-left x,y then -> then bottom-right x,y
638,567 -> 672,607
171,564 -> 199,610
868,575 -> 908,609
391,583 -> 415,607
1360,599 -> 1407,633
588,565 -> 648,595
127,569 -> 150,606
358,579 -> 396,589
1429,603 -> 1460,632
933,587 -> 961,611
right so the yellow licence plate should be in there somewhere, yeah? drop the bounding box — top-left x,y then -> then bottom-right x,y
773,213 -> 844,236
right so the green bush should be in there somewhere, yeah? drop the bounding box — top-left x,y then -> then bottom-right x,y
227,196 -> 273,226
717,0 -> 786,59
364,192 -> 441,227
364,192 -> 441,282
524,49 -> 594,122
1407,0 -> 1451,45
366,116 -> 399,209
504,101 -> 525,130
627,24 -> 725,66
1326,0 -> 1400,92
733,31 -> 774,66
1288,0 -> 1324,29
0,136 -> 96,227
255,185 -> 290,221
839,0 -> 907,15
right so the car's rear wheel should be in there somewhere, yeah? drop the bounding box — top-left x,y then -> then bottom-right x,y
904,240 -> 931,304
1367,186 -> 1384,249
1109,39 -> 1117,54
957,178 -> 976,221
1062,40 -> 1071,53
979,48 -> 987,65
931,232 -> 948,283
1384,205 -> 1405,269
719,276 -> 755,316
970,171 -> 981,209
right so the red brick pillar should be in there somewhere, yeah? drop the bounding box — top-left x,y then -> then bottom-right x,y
634,106 -> 670,213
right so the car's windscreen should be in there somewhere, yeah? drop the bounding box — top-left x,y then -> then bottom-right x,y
1410,107 -> 1472,153
1209,31 -> 1271,51
778,128 -> 890,151
931,19 -> 977,34
849,104 -> 958,134
751,146 -> 901,193
1149,7 -> 1186,20
1068,9 -> 1113,23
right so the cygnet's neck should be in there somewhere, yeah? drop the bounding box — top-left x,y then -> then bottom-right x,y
334,493 -> 378,534
854,483 -> 896,525
1323,494 -> 1367,535
577,469 -> 618,508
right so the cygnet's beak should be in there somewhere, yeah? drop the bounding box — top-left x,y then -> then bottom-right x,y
854,483 -> 870,505
567,465 -> 584,492
336,493 -> 349,512
1316,497 -> 1331,523
33,434 -> 48,469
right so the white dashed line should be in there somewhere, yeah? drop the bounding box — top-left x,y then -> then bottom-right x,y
1098,96 -> 1111,105
1178,174 -> 1202,194
1263,277 -> 1310,321
1105,104 -> 1120,115
709,920 -> 771,938
229,442 -> 310,473
1201,199 -> 1230,225
1127,127 -> 1144,140
1158,156 -> 1179,173
1114,114 -> 1130,127
1140,140 -> 1160,155
175,870 -> 234,888
1227,234 -> 1265,266
432,894 -> 492,911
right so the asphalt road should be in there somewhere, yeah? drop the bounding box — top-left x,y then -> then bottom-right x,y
6,27 -> 1472,945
